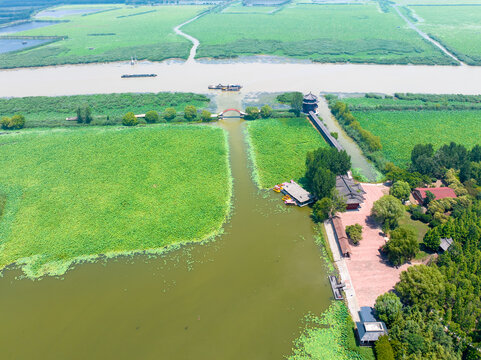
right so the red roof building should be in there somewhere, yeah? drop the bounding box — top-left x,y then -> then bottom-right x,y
413,187 -> 457,205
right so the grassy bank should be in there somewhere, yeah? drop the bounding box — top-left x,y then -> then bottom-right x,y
245,117 -> 328,189
0,5 -> 207,68
413,4 -> 481,65
354,109 -> 481,167
0,92 -> 211,128
0,125 -> 232,278
185,2 -> 454,65
288,302 -> 374,360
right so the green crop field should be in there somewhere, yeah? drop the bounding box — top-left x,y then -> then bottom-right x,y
246,117 -> 328,189
412,5 -> 481,65
184,2 -> 453,64
221,1 -> 278,14
0,125 -> 231,278
0,92 -> 211,127
0,5 -> 207,68
353,109 -> 481,166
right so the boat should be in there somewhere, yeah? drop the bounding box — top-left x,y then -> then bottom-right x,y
208,84 -> 242,91
121,74 -> 157,78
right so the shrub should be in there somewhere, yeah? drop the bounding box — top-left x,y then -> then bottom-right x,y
1,114 -> 25,130
201,110 -> 212,122
260,105 -> 272,119
311,197 -> 332,223
122,112 -> 138,126
184,105 -> 197,121
371,195 -> 405,232
144,110 -> 160,124
244,106 -> 260,120
375,335 -> 395,360
162,107 -> 177,122
390,180 -> 411,202
345,223 -> 363,245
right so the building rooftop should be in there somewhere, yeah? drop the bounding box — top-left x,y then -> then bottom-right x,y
414,187 -> 457,201
303,92 -> 318,102
359,306 -> 377,322
440,237 -> 454,252
356,320 -> 388,343
331,216 -> 351,256
282,181 -> 314,205
336,175 -> 366,205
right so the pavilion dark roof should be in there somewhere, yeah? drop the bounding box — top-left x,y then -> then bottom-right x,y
336,175 -> 366,205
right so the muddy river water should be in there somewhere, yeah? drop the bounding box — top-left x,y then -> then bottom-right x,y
0,92 -> 331,359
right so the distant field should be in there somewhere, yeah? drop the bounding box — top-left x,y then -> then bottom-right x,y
0,92 -> 211,127
185,3 -> 453,64
246,117 -> 328,189
413,5 -> 481,65
0,5 -> 207,68
0,125 -> 231,277
343,95 -> 481,110
222,1 -> 278,13
353,109 -> 481,166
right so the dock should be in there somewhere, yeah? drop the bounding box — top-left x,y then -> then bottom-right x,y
329,275 -> 346,300
308,111 -> 344,152
280,180 -> 315,207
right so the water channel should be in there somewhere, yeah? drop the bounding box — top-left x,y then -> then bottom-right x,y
0,92 -> 331,359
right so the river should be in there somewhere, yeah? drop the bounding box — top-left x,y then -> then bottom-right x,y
0,92 -> 331,359
2,60 -> 481,97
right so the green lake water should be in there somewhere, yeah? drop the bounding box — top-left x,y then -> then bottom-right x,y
0,92 -> 331,359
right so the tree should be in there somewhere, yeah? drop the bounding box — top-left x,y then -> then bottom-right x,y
145,110 -> 160,124
76,106 -> 82,123
345,223 -> 363,244
390,181 -> 411,203
371,195 -> 404,231
305,147 -> 351,183
260,105 -> 272,119
312,198 -> 332,223
84,105 -> 93,124
184,105 -> 197,121
290,92 -> 303,116
375,335 -> 395,360
162,107 -> 177,122
424,190 -> 436,206
411,143 -> 434,164
383,225 -> 418,266
395,265 -> 446,308
122,112 -> 138,126
470,144 -> 481,162
374,293 -> 402,327
310,167 -> 336,200
423,227 -> 441,252
200,110 -> 212,122
1,114 -> 25,130
244,106 -> 259,120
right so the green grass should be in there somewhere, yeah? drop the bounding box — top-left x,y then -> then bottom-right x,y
0,125 -> 232,278
184,2 -> 454,64
288,302 -> 374,360
352,110 -> 481,167
0,5 -> 208,68
412,5 -> 481,65
0,92 -> 211,128
245,117 -> 328,189
399,212 -> 430,261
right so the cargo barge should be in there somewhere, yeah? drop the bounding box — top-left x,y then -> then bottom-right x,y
121,74 -> 157,78
208,84 -> 242,91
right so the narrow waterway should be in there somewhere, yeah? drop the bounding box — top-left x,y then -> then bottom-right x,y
392,4 -> 464,65
0,93 -> 331,359
316,98 -> 379,182
173,14 -> 202,63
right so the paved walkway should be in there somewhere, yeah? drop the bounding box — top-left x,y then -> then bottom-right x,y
323,219 -> 360,322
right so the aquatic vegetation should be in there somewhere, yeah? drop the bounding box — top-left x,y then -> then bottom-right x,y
353,110 -> 481,167
185,3 -> 454,65
0,125 -> 232,278
0,5 -> 207,68
0,92 -> 210,128
289,302 -> 374,360
245,117 -> 328,189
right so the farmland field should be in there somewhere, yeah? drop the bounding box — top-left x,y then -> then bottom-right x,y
0,5 -> 207,68
0,92 -> 211,127
0,125 -> 231,277
412,5 -> 481,65
246,117 -> 328,189
184,3 -> 453,64
352,109 -> 481,166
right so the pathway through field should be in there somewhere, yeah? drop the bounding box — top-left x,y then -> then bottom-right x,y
173,13 -> 202,63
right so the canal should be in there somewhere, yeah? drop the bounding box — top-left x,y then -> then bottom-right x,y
0,92 -> 331,359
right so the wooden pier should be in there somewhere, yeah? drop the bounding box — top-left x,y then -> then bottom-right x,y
329,275 -> 346,300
